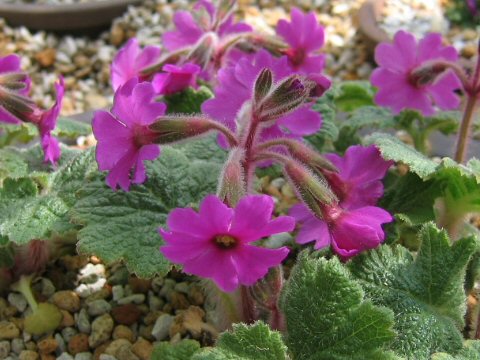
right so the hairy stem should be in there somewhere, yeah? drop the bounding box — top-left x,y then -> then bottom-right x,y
454,93 -> 478,163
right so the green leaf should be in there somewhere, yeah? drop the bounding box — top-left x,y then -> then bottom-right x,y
0,149 -> 96,244
165,86 -> 214,114
0,148 -> 29,181
307,89 -> 338,151
152,340 -> 201,360
365,132 -> 437,178
53,117 -> 92,139
333,81 -> 376,112
72,136 -> 225,278
0,123 -> 37,148
280,252 -> 396,360
0,241 -> 14,268
193,322 -> 287,360
349,223 -> 479,359
423,111 -> 460,135
433,340 -> 480,360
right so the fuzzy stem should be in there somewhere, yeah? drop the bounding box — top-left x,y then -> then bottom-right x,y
454,93 -> 478,163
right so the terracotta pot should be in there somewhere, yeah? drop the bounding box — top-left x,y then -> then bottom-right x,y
0,0 -> 142,32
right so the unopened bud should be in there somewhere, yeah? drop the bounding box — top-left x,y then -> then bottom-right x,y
186,33 -> 217,69
409,62 -> 448,87
283,159 -> 336,219
308,74 -> 331,98
249,266 -> 284,311
284,140 -> 337,173
0,87 -> 35,122
254,68 -> 273,105
217,148 -> 246,206
256,75 -> 314,122
149,116 -> 217,144
0,72 -> 29,92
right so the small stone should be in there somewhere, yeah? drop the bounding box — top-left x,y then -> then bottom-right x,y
76,309 -> 91,334
131,338 -> 153,360
151,314 -> 174,341
143,311 -> 162,326
8,293 -> 27,313
159,279 -> 175,298
89,314 -> 114,348
68,333 -> 90,356
87,300 -> 111,317
170,292 -> 189,310
55,333 -> 66,353
112,286 -> 124,302
0,321 -> 20,340
24,341 -> 36,351
174,282 -> 189,295
56,353 -> 74,360
59,255 -> 89,272
147,291 -> 164,311
112,325 -> 135,343
128,278 -> 151,294
74,353 -> 93,360
51,291 -> 81,313
37,337 -> 57,354
116,344 -> 139,360
111,304 -> 141,326
35,48 -> 56,68
117,294 -> 145,305
138,325 -> 154,342
93,342 -> 111,360
188,285 -> 205,306
0,341 -> 10,358
105,339 -> 131,355
19,350 -> 39,360
151,277 -> 164,293
85,94 -> 109,110
110,23 -> 126,46
99,355 -> 116,360
85,289 -> 111,305
61,327 -> 78,344
60,310 -> 75,328
108,267 -> 129,286
170,306 -> 208,340
11,338 -> 25,354
41,354 -> 55,360
40,279 -> 56,298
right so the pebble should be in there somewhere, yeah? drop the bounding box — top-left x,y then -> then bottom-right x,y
131,338 -> 152,360
174,282 -> 190,295
55,333 -> 67,354
76,309 -> 91,334
61,327 -> 78,344
111,286 -> 124,302
112,325 -> 135,343
37,337 -> 57,354
0,341 -> 10,358
57,353 -> 74,360
111,305 -> 141,326
74,353 -> 93,360
0,322 -> 20,340
98,355 -> 116,360
51,291 -> 81,313
7,294 -> 27,313
88,314 -> 114,348
40,279 -> 56,298
87,300 -> 112,317
18,350 -> 38,360
116,295 -> 145,306
60,310 -> 76,328
11,339 -> 25,355
151,314 -> 174,341
68,334 -> 90,356
147,292 -> 164,311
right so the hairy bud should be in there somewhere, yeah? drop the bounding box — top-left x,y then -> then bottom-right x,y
283,139 -> 337,173
149,116 -> 218,144
0,87 -> 35,122
254,68 -> 273,105
409,62 -> 448,87
217,148 -> 246,206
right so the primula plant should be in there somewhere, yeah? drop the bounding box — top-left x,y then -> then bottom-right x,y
1,0 -> 480,358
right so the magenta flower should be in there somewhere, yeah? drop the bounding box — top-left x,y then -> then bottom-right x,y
276,7 -> 326,74
0,54 -> 31,125
152,63 -> 201,95
371,30 -> 461,116
111,38 -> 161,91
92,78 -> 166,191
202,50 -> 322,147
159,194 -> 294,292
290,203 -> 393,260
163,0 -> 251,52
323,145 -> 393,209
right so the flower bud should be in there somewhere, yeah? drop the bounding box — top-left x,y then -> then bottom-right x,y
283,158 -> 337,219
409,62 -> 448,87
0,86 -> 35,122
254,68 -> 273,105
217,147 -> 246,206
0,72 -> 29,92
283,139 -> 337,173
308,74 -> 332,98
149,116 -> 218,144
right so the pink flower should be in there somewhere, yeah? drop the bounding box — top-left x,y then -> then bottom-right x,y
160,194 -> 294,292
290,204 -> 393,260
202,50 -> 322,147
111,38 -> 161,91
371,30 -> 461,116
92,78 -> 166,191
276,8 -> 326,74
0,54 -> 31,125
163,0 -> 251,52
323,145 -> 393,209
152,63 -> 201,95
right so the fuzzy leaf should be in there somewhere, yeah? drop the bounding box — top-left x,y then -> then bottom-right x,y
280,252 -> 396,360
433,341 -> 480,360
193,322 -> 287,360
349,223 -> 479,359
0,148 -> 29,181
152,340 -> 201,360
72,137 -> 225,278
307,89 -> 338,150
334,81 -> 376,112
53,117 -> 92,138
165,86 -> 214,114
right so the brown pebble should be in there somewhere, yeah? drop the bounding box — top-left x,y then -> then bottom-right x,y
162,303 -> 173,314
105,339 -> 131,356
9,317 -> 24,331
3,305 -> 18,318
110,23 -> 126,46
143,311 -> 162,326
128,277 -> 151,294
40,355 -> 55,360
59,255 -> 89,271
111,304 -> 141,325
93,341 -> 111,360
34,48 -> 56,68
37,337 -> 58,354
0,321 -> 20,339
60,310 -> 75,328
68,333 -> 90,355
131,337 -> 153,360
19,350 -> 39,360
51,291 -> 80,312
139,324 -> 155,341
188,285 -> 205,306
25,341 -> 37,351
113,325 -> 136,343
170,292 -> 189,310
85,288 -> 111,304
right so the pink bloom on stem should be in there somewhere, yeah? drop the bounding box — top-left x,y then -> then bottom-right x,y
323,145 -> 393,209
371,30 -> 461,116
290,203 -> 393,260
276,7 -> 326,74
163,0 -> 251,52
111,38 -> 161,91
152,63 -> 201,95
202,50 -> 322,147
92,78 -> 166,191
160,194 -> 294,292
0,54 -> 31,124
